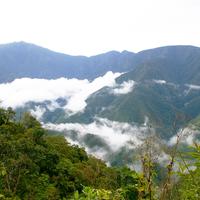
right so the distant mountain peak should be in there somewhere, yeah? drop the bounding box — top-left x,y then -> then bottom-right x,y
0,42 -> 137,82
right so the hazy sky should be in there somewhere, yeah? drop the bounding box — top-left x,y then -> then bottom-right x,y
0,0 -> 199,55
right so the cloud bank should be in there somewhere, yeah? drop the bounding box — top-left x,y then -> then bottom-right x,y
185,84 -> 200,90
30,106 -> 46,120
153,79 -> 167,85
168,127 -> 200,146
44,117 -> 147,159
112,80 -> 135,95
0,71 -> 121,113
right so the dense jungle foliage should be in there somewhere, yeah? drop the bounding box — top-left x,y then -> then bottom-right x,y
0,107 -> 200,199
0,108 -> 139,199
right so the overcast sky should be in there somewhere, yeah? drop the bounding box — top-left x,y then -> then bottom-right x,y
0,0 -> 199,55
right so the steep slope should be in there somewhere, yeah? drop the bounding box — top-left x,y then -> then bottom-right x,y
118,45 -> 200,85
0,107 -> 140,199
1,43 -> 200,139
65,82 -> 190,138
0,42 -> 136,82
91,45 -> 200,137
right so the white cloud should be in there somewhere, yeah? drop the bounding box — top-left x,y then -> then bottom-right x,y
44,117 -> 146,152
153,79 -> 167,85
46,101 -> 61,112
44,116 -> 183,167
30,106 -> 46,120
168,127 -> 200,146
112,80 -> 135,95
86,147 -> 109,161
185,84 -> 200,90
65,71 -> 121,113
0,71 -> 121,113
184,84 -> 200,96
157,152 -> 171,164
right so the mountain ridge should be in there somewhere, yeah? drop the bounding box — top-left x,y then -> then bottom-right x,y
1,42 -> 200,83
1,41 -> 200,138
0,41 -> 136,82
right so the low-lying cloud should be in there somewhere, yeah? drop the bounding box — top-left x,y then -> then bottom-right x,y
185,84 -> 200,90
44,117 -> 148,160
153,79 -> 167,85
0,71 -> 121,113
112,80 -> 135,95
168,127 -> 200,146
30,106 -> 46,120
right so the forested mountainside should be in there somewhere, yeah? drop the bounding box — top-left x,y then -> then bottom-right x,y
0,42 -> 200,199
1,42 -> 200,138
1,107 -> 200,199
0,107 -> 140,199
68,73 -> 200,138
1,43 -> 199,168
118,45 -> 200,85
30,70 -> 200,139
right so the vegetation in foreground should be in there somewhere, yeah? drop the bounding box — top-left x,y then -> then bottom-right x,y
0,107 -> 200,199
0,108 -> 139,199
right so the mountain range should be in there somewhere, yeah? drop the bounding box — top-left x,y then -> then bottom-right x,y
0,42 -> 136,82
1,42 -> 200,157
2,42 -> 200,84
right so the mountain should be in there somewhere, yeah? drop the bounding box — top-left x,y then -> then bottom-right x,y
1,42 -> 200,85
61,81 -> 192,138
1,43 -> 200,139
118,45 -> 200,85
1,43 -> 200,199
50,45 -> 200,138
0,42 -> 136,82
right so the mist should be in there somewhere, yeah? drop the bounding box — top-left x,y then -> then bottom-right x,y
153,79 -> 167,85
185,84 -> 200,90
0,71 -> 121,113
112,80 -> 135,95
44,117 -> 148,160
168,127 -> 200,146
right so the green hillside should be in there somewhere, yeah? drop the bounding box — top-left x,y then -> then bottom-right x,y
63,45 -> 200,138
118,45 -> 200,85
2,44 -> 200,141
63,81 -> 200,138
1,107 -> 200,199
0,107 -> 140,199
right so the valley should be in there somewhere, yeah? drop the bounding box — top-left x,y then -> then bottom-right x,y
0,42 -> 200,166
